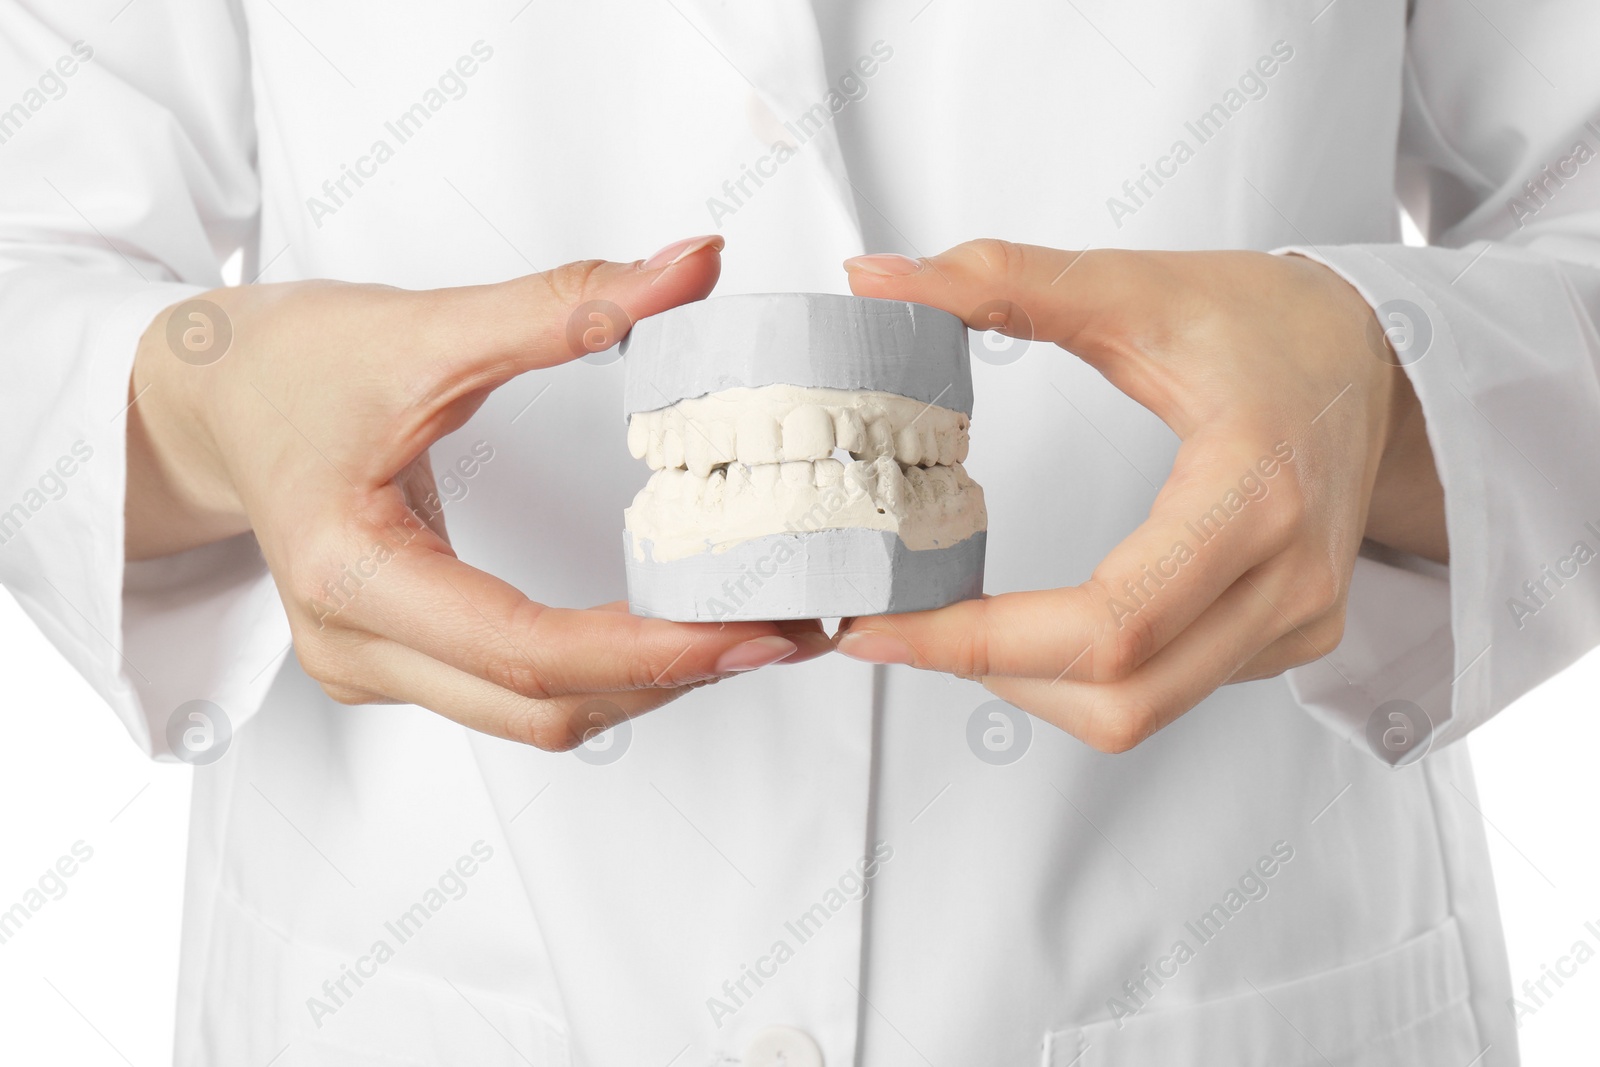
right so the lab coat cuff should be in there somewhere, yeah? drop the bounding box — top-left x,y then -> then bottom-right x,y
5,281 -> 193,754
26,281 -> 290,760
1270,244 -> 1482,766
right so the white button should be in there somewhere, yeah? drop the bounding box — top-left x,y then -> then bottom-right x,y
743,1024 -> 824,1067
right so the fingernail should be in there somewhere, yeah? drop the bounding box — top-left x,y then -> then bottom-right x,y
642,234 -> 724,271
843,253 -> 923,277
836,631 -> 915,665
715,636 -> 798,674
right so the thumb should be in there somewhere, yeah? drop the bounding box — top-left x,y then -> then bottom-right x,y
387,235 -> 723,470
842,239 -> 1152,364
434,234 -> 726,385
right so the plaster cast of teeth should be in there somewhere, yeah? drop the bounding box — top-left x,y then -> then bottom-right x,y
616,293 -> 986,622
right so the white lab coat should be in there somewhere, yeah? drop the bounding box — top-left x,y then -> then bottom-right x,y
4,0 -> 1599,1063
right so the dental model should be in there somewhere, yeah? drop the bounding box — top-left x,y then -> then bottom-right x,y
620,293 -> 986,621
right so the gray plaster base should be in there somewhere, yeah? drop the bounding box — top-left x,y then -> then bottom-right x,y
620,293 -> 973,416
625,528 -> 986,621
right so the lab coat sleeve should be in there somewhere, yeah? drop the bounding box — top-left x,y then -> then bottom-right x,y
1276,1 -> 1600,764
0,2 -> 291,758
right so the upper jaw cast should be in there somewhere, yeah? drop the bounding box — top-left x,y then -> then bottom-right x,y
627,386 -> 970,473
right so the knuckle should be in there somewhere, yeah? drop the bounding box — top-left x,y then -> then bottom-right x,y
487,657 -> 554,701
1291,562 -> 1344,623
495,601 -> 556,698
1317,609 -> 1348,651
631,653 -> 681,690
294,634 -> 382,703
949,606 -> 995,679
291,566 -> 348,628
1299,608 -> 1347,656
1270,606 -> 1348,674
1260,479 -> 1309,549
318,682 -> 376,706
505,702 -> 582,752
287,534 -> 393,630
1093,591 -> 1157,682
1083,702 -> 1156,755
958,238 -> 1024,283
290,632 -> 346,688
541,258 -> 608,307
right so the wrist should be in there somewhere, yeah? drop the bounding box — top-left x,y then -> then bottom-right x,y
125,293 -> 250,559
1365,364 -> 1448,563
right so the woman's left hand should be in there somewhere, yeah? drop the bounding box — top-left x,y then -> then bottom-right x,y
834,240 -> 1446,753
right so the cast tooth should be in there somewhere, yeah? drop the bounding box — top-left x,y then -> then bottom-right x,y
680,469 -> 706,504
873,454 -> 907,513
834,409 -> 866,454
781,405 -> 835,461
919,424 -> 939,467
750,463 -> 781,493
655,468 -> 687,498
843,459 -> 876,497
707,420 -> 737,466
704,468 -> 725,508
865,418 -> 896,459
627,414 -> 649,460
662,408 -> 687,469
725,463 -> 751,495
736,412 -> 782,466
952,462 -> 972,488
904,464 -> 934,506
935,426 -> 957,466
781,460 -> 813,488
894,424 -> 922,466
683,425 -> 714,478
662,427 -> 685,470
813,457 -> 844,487
644,411 -> 665,470
955,431 -> 970,463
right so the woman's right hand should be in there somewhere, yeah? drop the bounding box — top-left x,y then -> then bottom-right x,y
125,236 -> 826,749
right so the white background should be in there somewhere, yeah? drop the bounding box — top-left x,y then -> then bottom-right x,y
0,583 -> 1596,1063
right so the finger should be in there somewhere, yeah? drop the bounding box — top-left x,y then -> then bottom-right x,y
423,234 -> 725,389
981,567 -> 1290,753
1226,592 -> 1348,684
590,602 -> 831,665
843,239 -> 1169,366
579,604 -> 832,662
331,541 -> 802,699
316,683 -> 404,706
773,618 -> 833,665
372,236 -> 726,473
838,432 -> 1301,682
342,637 -> 713,750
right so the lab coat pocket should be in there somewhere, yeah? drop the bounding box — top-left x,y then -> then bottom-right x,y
1041,917 -> 1483,1067
194,889 -> 573,1067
